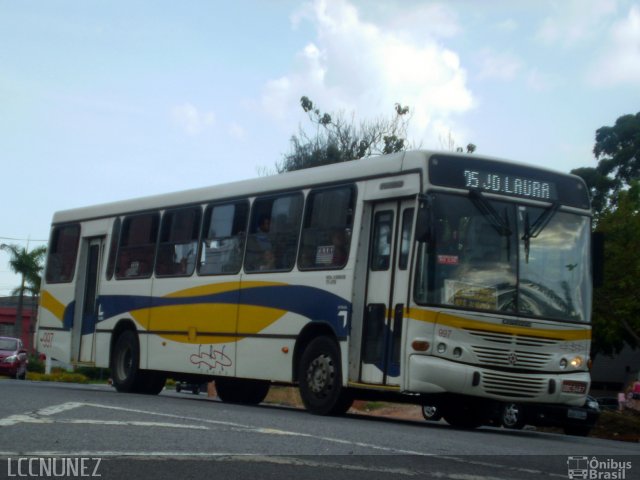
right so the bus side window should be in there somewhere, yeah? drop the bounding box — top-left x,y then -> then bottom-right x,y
105,217 -> 121,280
199,201 -> 248,275
115,213 -> 159,279
156,207 -> 201,277
245,193 -> 303,273
298,185 -> 355,270
45,224 -> 81,284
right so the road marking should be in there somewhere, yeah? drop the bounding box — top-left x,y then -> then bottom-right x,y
0,402 -> 566,478
58,419 -> 208,429
36,402 -> 85,416
0,402 -> 206,431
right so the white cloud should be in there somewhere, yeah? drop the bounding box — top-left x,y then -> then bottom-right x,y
496,19 -> 518,33
261,0 -> 474,147
526,68 -> 560,92
380,3 -> 461,40
476,49 -> 523,81
536,0 -> 618,47
588,5 -> 640,87
171,102 -> 215,136
228,122 -> 247,141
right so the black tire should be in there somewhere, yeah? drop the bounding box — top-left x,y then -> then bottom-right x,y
111,329 -> 140,393
298,336 -> 353,415
442,401 -> 482,429
501,403 -> 526,430
216,377 -> 270,405
135,371 -> 166,395
110,329 -> 165,395
422,405 -> 443,422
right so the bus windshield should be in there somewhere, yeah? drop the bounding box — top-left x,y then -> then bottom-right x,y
414,193 -> 592,323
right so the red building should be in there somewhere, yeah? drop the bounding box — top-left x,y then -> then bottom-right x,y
0,297 -> 37,352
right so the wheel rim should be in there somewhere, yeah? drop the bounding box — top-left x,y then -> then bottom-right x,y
116,345 -> 132,381
503,404 -> 520,427
306,353 -> 334,397
423,406 -> 438,418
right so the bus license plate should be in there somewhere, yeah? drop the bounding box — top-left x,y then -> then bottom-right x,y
567,409 -> 587,420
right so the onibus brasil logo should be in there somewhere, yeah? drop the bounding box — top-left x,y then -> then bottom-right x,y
567,456 -> 632,479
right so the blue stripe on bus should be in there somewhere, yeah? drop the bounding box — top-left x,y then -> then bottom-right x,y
95,284 -> 351,337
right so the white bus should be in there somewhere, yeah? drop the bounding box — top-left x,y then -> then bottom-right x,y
36,150 -> 596,431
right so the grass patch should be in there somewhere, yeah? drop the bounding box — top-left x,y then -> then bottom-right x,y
591,409 -> 640,442
26,371 -> 89,384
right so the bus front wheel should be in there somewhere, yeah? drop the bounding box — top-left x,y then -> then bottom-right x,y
441,400 -> 482,429
298,336 -> 352,416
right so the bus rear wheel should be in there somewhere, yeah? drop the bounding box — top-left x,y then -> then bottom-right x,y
298,336 -> 353,416
111,329 -> 165,395
215,377 -> 270,405
111,329 -> 140,393
134,371 -> 166,395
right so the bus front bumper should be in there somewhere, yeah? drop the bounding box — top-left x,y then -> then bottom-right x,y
408,354 -> 589,406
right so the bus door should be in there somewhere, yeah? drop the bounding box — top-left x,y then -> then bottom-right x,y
360,200 -> 414,386
72,237 -> 104,363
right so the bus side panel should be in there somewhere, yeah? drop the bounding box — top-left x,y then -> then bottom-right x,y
37,285 -> 76,365
146,276 -> 240,378
236,270 -> 353,383
95,273 -> 153,369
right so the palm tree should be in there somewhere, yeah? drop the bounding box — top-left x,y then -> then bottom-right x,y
0,244 -> 47,341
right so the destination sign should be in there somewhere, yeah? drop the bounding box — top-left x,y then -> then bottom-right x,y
463,169 -> 555,201
428,155 -> 590,209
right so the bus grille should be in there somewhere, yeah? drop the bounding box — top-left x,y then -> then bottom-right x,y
466,328 -> 561,347
471,345 -> 552,369
481,371 -> 547,398
465,328 -> 557,371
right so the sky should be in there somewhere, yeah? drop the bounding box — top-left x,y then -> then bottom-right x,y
1,0 -> 639,295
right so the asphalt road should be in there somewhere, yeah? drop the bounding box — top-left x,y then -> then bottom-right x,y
0,380 -> 638,480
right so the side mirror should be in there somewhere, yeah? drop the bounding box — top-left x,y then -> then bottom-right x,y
415,196 -> 431,243
591,231 -> 604,288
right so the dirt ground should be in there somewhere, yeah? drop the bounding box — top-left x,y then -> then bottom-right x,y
348,400 -> 424,421
212,385 -> 640,441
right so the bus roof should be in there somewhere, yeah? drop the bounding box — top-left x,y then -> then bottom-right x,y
51,150 -> 588,224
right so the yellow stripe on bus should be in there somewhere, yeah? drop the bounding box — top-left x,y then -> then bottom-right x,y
164,281 -> 285,298
405,308 -> 591,341
40,290 -> 66,323
131,303 -> 288,344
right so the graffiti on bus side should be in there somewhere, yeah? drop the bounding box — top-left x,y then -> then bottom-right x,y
189,344 -> 233,371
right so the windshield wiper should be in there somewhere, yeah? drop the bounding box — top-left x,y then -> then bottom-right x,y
469,190 -> 512,237
522,202 -> 560,262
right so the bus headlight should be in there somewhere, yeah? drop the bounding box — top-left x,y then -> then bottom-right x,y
559,356 -> 583,370
569,356 -> 583,368
437,343 -> 447,354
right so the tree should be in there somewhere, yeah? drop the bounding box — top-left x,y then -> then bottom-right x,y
572,112 -> 640,217
278,96 -> 412,173
0,244 -> 47,340
571,112 -> 640,356
590,182 -> 640,355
